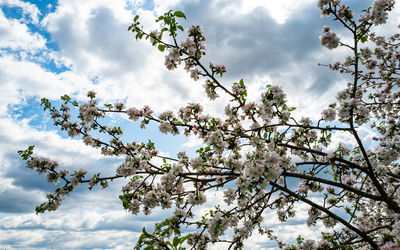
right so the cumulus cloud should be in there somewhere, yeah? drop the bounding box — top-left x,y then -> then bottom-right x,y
0,185 -> 175,248
0,54 -> 94,115
0,10 -> 45,50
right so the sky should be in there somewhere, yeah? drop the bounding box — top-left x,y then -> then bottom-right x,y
0,0 -> 399,249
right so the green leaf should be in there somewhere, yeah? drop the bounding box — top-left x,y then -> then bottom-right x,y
173,236 -> 180,247
156,16 -> 164,22
18,145 -> 35,160
147,140 -> 155,149
142,227 -> 152,237
296,234 -> 304,244
138,233 -> 148,242
177,25 -> 184,31
360,35 -> 368,43
60,94 -> 71,104
136,32 -> 143,40
164,16 -> 171,24
134,15 -> 139,22
174,11 -> 186,19
180,234 -> 192,244
158,44 -> 166,52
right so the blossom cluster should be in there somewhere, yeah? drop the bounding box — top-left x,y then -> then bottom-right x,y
320,28 -> 340,50
371,0 -> 395,25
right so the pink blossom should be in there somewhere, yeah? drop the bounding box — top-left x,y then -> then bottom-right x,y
320,31 -> 340,49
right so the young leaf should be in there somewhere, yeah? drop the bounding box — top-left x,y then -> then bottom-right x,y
173,236 -> 180,247
158,44 -> 166,52
360,35 -> 368,43
174,11 -> 186,19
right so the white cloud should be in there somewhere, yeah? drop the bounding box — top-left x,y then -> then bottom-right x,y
0,9 -> 45,50
152,0 -> 183,15
0,117 -> 112,170
0,53 -> 92,116
223,0 -> 316,24
0,186 -> 173,248
152,0 -> 316,24
182,134 -> 204,148
41,0 -> 150,77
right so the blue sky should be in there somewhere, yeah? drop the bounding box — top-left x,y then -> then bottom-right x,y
0,0 -> 399,249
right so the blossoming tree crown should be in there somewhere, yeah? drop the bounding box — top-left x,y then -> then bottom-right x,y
18,0 -> 400,249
